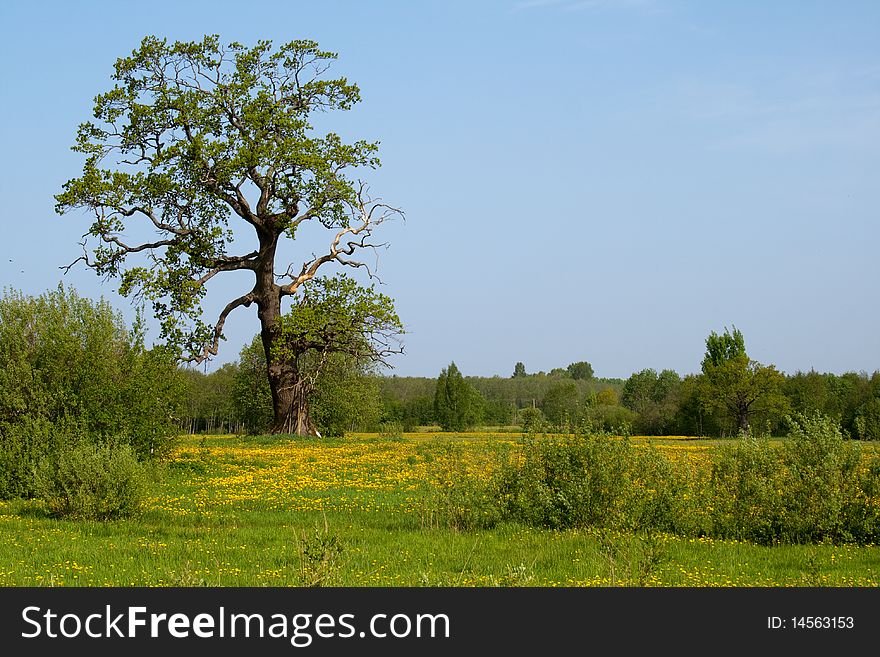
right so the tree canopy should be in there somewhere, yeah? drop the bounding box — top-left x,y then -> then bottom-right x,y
566,361 -> 594,381
701,326 -> 746,371
697,327 -> 787,434
434,362 -> 484,431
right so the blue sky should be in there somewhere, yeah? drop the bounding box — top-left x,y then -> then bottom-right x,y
1,0 -> 878,378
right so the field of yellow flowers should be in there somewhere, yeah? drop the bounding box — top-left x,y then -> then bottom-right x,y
0,432 -> 877,587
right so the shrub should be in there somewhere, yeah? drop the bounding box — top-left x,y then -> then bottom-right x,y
414,416 -> 880,545
496,432 -> 679,531
541,381 -> 580,428
497,434 -> 626,529
0,286 -> 181,498
32,442 -> 148,520
709,435 -> 786,544
780,413 -> 868,543
581,405 -> 637,434
707,414 -> 880,544
0,417 -> 79,499
294,522 -> 345,587
519,407 -> 545,433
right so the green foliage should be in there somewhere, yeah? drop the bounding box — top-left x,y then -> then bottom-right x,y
232,337 -> 274,434
709,436 -> 787,544
519,407 -> 545,433
0,418 -> 78,499
375,368 -> 879,440
622,369 -> 682,435
695,328 -> 788,434
379,374 -> 622,429
311,357 -> 381,436
594,388 -> 619,406
0,286 -> 180,498
512,362 -> 527,378
582,404 -> 637,433
566,361 -> 594,380
481,397 -> 515,426
595,530 -> 668,587
231,333 -> 381,436
699,355 -> 789,434
541,380 -> 580,428
419,444 -> 502,531
294,522 -> 345,587
783,370 -> 836,417
854,398 -> 880,440
701,326 -> 746,371
274,274 -> 403,368
269,274 -> 401,434
781,413 -> 867,543
380,395 -> 434,431
180,364 -> 239,433
708,414 -> 880,544
434,362 -> 484,431
833,372 -> 879,438
495,433 -> 679,532
32,442 -> 147,520
120,345 -> 184,455
674,374 -> 720,437
415,414 -> 880,545
0,286 -> 181,454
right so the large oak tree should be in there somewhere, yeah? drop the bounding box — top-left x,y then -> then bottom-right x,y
56,35 -> 403,434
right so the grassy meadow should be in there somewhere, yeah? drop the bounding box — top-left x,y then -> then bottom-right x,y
1,432 -> 878,587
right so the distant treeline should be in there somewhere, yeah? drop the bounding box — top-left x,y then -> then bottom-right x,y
377,371 -> 624,430
177,361 -> 623,434
178,357 -> 880,439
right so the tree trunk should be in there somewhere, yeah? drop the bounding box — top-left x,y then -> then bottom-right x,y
253,231 -> 320,436
737,406 -> 750,435
256,299 -> 316,435
268,365 -> 318,435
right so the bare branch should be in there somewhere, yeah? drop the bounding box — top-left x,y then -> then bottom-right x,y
278,183 -> 403,296
196,250 -> 259,285
188,291 -> 256,364
116,205 -> 193,236
60,241 -> 95,274
101,233 -> 179,254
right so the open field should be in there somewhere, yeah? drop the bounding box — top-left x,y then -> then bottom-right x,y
1,433 -> 878,587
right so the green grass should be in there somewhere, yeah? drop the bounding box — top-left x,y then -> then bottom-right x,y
1,433 -> 878,587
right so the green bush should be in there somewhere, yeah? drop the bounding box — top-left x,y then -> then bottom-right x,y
33,442 -> 147,520
0,417 -> 80,499
709,435 -> 786,544
0,286 -> 181,498
416,416 -> 879,545
708,414 -> 880,544
519,407 -> 545,433
781,413 -> 868,543
496,433 -> 679,531
581,405 -> 637,434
